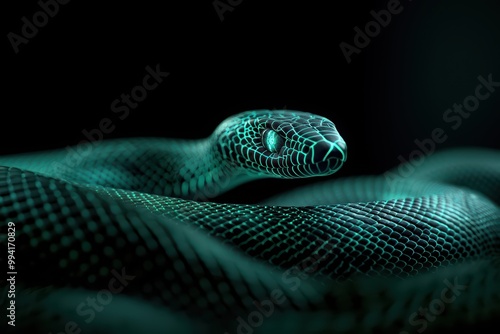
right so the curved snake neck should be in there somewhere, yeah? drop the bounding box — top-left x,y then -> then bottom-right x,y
2,110 -> 347,200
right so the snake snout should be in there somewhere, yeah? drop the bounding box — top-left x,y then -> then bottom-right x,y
310,140 -> 347,163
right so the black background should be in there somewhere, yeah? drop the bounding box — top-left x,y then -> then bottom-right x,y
3,0 -> 500,203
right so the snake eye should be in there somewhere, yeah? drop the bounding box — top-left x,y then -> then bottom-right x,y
262,129 -> 285,153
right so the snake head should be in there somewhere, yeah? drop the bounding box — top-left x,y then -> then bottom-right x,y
213,110 -> 347,178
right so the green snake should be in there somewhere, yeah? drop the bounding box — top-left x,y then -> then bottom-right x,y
0,110 -> 499,333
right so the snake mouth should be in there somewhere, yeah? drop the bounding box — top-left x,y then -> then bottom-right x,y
263,155 -> 344,178
309,157 -> 343,175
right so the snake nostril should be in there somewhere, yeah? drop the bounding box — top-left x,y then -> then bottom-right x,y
313,142 -> 331,162
312,141 -> 347,162
333,140 -> 347,161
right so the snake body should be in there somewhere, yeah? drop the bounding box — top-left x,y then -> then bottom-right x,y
0,110 -> 499,333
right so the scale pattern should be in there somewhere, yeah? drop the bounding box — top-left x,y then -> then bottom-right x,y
0,110 -> 499,333
94,185 -> 499,281
214,110 -> 347,178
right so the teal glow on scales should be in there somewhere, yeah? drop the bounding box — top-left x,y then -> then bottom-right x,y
0,109 -> 499,334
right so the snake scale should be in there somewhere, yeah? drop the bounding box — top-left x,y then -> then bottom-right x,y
0,110 -> 499,333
